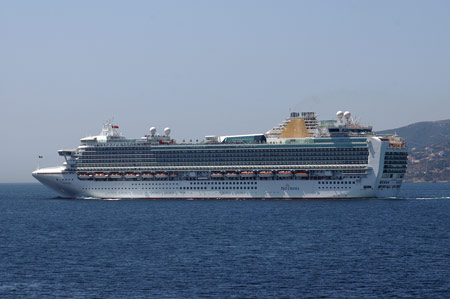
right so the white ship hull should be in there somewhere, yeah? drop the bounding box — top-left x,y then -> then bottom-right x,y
32,168 -> 401,199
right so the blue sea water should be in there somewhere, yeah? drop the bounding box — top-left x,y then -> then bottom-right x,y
1,183 -> 450,298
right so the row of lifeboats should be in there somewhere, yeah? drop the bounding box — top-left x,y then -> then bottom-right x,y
78,170 -> 309,180
210,170 -> 309,178
78,172 -> 174,180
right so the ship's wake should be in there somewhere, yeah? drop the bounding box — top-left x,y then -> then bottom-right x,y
414,196 -> 450,200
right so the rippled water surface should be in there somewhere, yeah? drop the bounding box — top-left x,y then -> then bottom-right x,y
1,183 -> 450,298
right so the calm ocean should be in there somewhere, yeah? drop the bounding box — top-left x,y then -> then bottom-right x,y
1,182 -> 450,298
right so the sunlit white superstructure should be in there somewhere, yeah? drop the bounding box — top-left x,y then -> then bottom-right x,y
33,111 -> 407,199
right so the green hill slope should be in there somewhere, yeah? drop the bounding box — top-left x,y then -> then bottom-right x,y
379,120 -> 450,182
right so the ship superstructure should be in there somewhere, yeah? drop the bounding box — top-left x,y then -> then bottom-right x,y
33,111 -> 407,199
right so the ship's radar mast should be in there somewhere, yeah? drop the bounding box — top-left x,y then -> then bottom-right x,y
146,126 -> 173,144
336,111 -> 344,124
100,120 -> 122,138
344,111 -> 351,122
164,127 -> 171,136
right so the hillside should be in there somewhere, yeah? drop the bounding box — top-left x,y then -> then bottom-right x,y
379,120 -> 450,182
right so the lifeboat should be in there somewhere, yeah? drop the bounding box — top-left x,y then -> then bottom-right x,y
124,172 -> 139,180
170,172 -> 179,178
258,171 -> 273,178
211,172 -> 224,179
225,171 -> 239,178
77,173 -> 92,180
109,172 -> 122,179
277,170 -> 293,178
154,172 -> 169,179
94,172 -> 108,180
240,171 -> 255,178
141,172 -> 154,179
295,171 -> 309,177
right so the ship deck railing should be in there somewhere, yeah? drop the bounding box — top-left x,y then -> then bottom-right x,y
74,164 -> 368,172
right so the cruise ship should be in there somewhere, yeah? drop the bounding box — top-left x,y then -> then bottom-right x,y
32,111 -> 407,199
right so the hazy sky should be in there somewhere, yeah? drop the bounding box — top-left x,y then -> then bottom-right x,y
1,0 -> 449,182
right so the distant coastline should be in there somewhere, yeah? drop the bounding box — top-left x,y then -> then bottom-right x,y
379,119 -> 450,183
